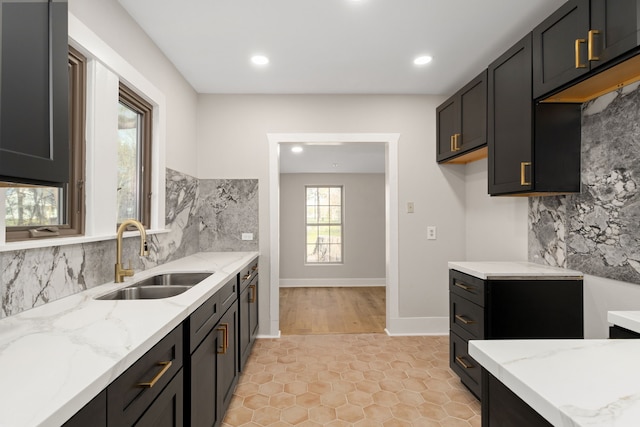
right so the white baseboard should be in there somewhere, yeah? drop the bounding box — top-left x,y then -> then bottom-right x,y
385,316 -> 449,336
279,278 -> 386,288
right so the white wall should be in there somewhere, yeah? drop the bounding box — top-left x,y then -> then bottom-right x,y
279,173 -> 385,284
69,0 -> 199,177
197,94 -> 467,335
464,159 -> 528,261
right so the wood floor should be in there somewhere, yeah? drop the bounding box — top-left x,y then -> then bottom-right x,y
279,286 -> 385,335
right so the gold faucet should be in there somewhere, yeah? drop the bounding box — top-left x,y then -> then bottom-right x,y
115,219 -> 149,283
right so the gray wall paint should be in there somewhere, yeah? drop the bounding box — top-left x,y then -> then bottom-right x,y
279,173 -> 385,281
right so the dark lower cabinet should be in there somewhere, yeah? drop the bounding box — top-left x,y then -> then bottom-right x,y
482,371 -> 552,427
134,370 -> 184,427
62,389 -> 107,427
609,324 -> 640,338
449,269 -> 583,399
239,258 -> 259,371
217,301 -> 239,425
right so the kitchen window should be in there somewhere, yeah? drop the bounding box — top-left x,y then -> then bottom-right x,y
5,46 -> 86,241
117,83 -> 152,228
305,186 -> 343,263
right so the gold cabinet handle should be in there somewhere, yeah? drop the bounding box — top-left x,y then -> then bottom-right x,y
455,356 -> 473,369
249,284 -> 256,303
252,265 -> 258,272
137,361 -> 172,388
454,314 -> 475,325
453,281 -> 473,291
520,162 -> 532,186
453,133 -> 461,151
588,29 -> 600,61
575,38 -> 587,68
450,134 -> 455,152
243,273 -> 252,281
217,323 -> 229,354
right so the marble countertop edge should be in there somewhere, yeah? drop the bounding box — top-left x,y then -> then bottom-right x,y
607,311 -> 640,334
448,261 -> 583,280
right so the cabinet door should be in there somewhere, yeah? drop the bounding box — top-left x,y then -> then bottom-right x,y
435,95 -> 457,162
134,370 -> 184,427
190,328 -> 218,427
0,0 -> 69,185
532,0 -> 590,99
249,277 -> 259,343
217,301 -> 239,426
240,274 -> 259,370
458,70 -> 487,153
590,0 -> 640,65
488,34 -> 533,195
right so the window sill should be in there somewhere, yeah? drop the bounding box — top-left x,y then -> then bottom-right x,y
0,228 -> 171,253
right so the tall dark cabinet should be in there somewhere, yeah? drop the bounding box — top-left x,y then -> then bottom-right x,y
488,34 -> 581,196
0,0 -> 69,185
239,259 -> 259,371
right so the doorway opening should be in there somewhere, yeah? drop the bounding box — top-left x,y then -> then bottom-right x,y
268,133 -> 399,338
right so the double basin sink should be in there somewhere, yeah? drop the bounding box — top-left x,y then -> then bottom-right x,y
96,272 -> 213,300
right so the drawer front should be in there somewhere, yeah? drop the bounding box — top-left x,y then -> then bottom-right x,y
239,257 -> 259,291
450,292 -> 485,340
219,277 -> 238,315
107,325 -> 183,427
449,331 -> 481,398
450,270 -> 485,307
188,291 -> 221,353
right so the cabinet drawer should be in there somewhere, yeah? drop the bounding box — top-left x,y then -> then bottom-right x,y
188,291 -> 221,353
450,270 -> 485,307
219,277 -> 238,315
450,293 -> 484,340
107,325 -> 183,427
239,258 -> 259,291
449,331 -> 481,399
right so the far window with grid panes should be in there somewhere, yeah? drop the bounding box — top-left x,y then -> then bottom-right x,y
305,186 -> 343,263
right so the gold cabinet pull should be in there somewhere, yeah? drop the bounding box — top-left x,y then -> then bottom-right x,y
453,281 -> 473,291
455,356 -> 473,369
575,38 -> 587,68
450,134 -> 455,152
520,162 -> 532,186
249,284 -> 256,303
588,29 -> 600,61
137,361 -> 172,388
217,323 -> 229,354
252,265 -> 258,272
242,273 -> 252,281
455,314 -> 475,325
453,133 -> 461,151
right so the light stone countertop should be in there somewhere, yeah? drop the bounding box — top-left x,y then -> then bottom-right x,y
0,251 -> 259,427
469,339 -> 640,426
608,311 -> 640,334
448,261 -> 583,280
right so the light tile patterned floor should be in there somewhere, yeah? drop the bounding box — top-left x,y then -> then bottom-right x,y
223,334 -> 481,427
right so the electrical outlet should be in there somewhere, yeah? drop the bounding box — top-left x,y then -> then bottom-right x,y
241,233 -> 254,241
407,202 -> 414,213
427,226 -> 437,240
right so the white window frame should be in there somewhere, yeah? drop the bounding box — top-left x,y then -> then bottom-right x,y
304,185 -> 344,265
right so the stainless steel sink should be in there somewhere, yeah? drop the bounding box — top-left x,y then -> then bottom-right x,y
96,272 -> 213,300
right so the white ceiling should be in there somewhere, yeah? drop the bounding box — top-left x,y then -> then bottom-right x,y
117,0 -> 566,96
117,0 -> 566,173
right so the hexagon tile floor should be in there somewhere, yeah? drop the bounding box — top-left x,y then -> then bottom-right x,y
222,334 -> 481,427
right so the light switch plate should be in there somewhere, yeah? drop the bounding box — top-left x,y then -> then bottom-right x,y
242,233 -> 254,241
407,202 -> 414,213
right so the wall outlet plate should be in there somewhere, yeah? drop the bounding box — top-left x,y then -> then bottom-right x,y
242,233 -> 254,241
427,226 -> 436,240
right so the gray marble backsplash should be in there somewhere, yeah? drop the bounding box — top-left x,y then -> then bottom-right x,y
529,82 -> 640,284
0,169 -> 258,318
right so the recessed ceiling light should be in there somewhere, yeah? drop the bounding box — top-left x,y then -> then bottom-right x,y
251,55 -> 269,66
413,55 -> 433,66
291,146 -> 303,153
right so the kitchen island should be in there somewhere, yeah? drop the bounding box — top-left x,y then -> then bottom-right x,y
0,251 -> 258,427
469,338 -> 640,426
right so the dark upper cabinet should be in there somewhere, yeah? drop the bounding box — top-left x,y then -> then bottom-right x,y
488,34 -> 582,196
590,0 -> 640,65
534,0 -> 640,100
533,0 -> 591,99
436,70 -> 487,164
0,0 -> 69,185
